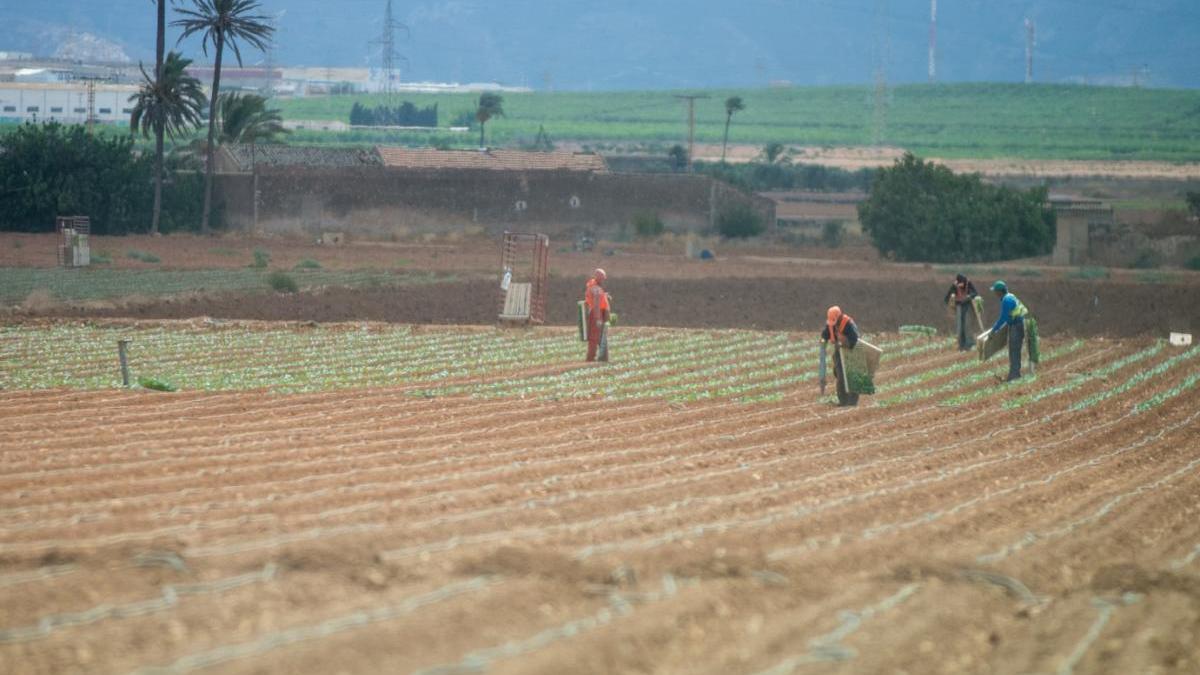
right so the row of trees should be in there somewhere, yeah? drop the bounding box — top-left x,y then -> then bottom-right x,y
1,1 -> 281,235
349,101 -> 438,127
130,0 -> 276,234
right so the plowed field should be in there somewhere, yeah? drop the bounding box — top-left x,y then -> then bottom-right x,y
2,323 -> 1199,674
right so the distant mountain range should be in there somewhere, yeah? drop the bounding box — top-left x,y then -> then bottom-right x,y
1,1 -> 1197,89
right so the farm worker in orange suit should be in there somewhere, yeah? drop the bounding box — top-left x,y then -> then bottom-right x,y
584,268 -> 611,362
821,305 -> 860,406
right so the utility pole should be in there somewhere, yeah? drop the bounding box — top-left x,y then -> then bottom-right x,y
371,0 -> 409,96
871,0 -> 891,146
86,79 -> 96,136
673,94 -> 710,172
928,0 -> 937,83
1024,18 -> 1036,84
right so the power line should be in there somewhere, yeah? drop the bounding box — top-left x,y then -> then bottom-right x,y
369,0 -> 409,96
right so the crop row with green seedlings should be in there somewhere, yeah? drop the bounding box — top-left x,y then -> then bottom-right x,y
876,340 -> 1084,407
0,325 -> 594,392
641,333 -> 933,403
694,334 -> 935,405
1003,341 -> 1165,409
1071,344 -> 1200,411
419,330 -> 771,400
1135,372 -> 1200,413
815,337 -> 953,405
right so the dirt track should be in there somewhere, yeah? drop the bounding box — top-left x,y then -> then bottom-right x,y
5,232 -> 1197,337
1,332 -> 1199,673
41,275 -> 1200,338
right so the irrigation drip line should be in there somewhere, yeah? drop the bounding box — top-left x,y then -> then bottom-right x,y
1056,593 -> 1143,675
412,574 -> 693,675
130,576 -> 494,675
0,564 -> 276,645
754,584 -> 922,674
976,410 -> 1200,564
1171,543 -> 1200,570
0,563 -> 77,588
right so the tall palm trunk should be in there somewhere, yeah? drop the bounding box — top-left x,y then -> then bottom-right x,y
152,0 -> 166,234
153,126 -> 165,234
201,30 -> 225,235
479,121 -> 485,148
721,113 -> 732,163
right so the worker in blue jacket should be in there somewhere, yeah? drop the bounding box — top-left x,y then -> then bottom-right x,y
988,280 -> 1029,381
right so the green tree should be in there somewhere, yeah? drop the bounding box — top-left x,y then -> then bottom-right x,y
668,144 -> 688,171
761,141 -> 785,164
174,0 -> 274,234
475,92 -> 504,147
1187,191 -> 1200,219
217,92 -> 288,169
721,96 -> 744,163
717,202 -> 765,239
858,153 -> 1055,263
129,52 -> 207,234
0,123 -> 145,234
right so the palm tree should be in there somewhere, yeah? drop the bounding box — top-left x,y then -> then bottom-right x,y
217,92 -> 288,169
475,92 -> 504,148
153,1 -> 166,82
129,52 -> 207,234
173,0 -> 273,234
721,96 -> 745,163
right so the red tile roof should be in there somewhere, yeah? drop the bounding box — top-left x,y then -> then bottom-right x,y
376,147 -> 608,173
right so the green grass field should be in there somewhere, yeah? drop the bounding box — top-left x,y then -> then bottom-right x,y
273,83 -> 1200,161
5,83 -> 1198,161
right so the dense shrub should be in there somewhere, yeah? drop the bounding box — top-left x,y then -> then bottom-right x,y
858,153 -> 1055,263
821,220 -> 845,248
266,270 -> 299,293
632,211 -> 664,238
696,161 -> 874,193
1129,247 -> 1162,269
294,258 -> 322,270
1187,191 -> 1200,219
1186,255 -> 1200,271
349,101 -> 437,127
0,122 -> 212,234
717,203 -> 765,239
251,249 -> 271,269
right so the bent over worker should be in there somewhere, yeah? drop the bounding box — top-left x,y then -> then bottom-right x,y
584,268 -> 610,362
821,305 -> 860,406
943,273 -> 980,351
989,280 -> 1029,381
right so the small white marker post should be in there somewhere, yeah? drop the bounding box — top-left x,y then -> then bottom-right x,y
117,339 -> 131,387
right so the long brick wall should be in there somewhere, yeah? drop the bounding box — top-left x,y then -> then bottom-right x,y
214,167 -> 774,239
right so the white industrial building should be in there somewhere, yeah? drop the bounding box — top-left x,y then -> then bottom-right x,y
0,82 -> 140,125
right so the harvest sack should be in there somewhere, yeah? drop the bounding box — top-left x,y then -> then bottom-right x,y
978,326 -> 1008,362
839,339 -> 883,395
577,301 -> 588,342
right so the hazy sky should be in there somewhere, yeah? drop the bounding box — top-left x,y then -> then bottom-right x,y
1,1 -> 1197,88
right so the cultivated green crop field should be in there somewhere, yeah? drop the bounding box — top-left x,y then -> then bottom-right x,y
275,83 -> 1200,161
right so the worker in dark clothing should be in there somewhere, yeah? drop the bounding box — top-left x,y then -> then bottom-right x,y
820,305 -> 860,406
943,273 -> 980,351
989,280 -> 1029,381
